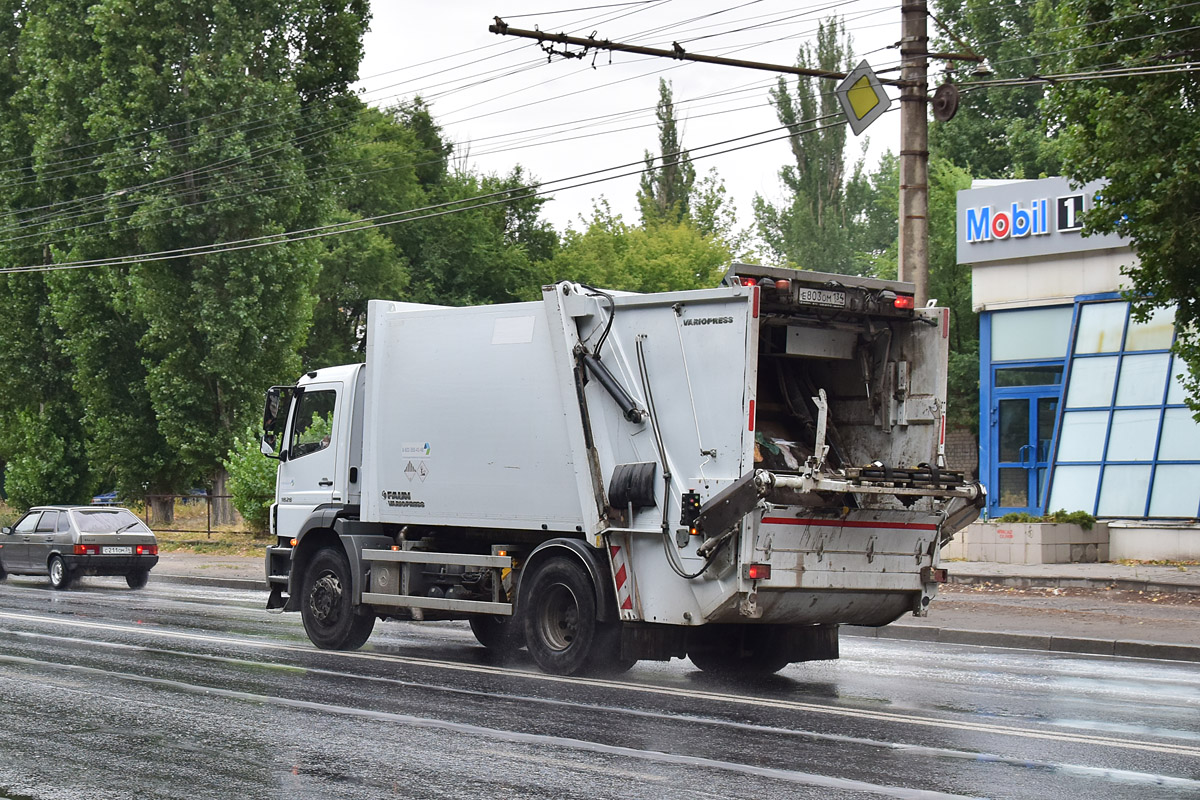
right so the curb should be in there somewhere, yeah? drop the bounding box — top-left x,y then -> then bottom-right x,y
151,574 -> 267,592
947,574 -> 1199,595
842,624 -> 1200,663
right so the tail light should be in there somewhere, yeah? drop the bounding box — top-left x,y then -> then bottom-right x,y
74,544 -> 100,555
894,295 -> 915,310
136,544 -> 158,556
743,563 -> 772,581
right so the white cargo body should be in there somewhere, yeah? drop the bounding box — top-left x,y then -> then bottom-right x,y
263,265 -> 983,676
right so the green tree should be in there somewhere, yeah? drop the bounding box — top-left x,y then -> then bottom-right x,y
376,102 -> 557,309
927,158 -> 978,432
928,0 -> 1061,178
3,0 -> 370,522
0,3 -> 93,509
1040,0 -> 1200,401
753,18 -> 894,276
638,79 -> 696,227
539,200 -> 730,293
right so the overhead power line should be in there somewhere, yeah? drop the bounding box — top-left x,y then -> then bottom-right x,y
0,111 -> 862,275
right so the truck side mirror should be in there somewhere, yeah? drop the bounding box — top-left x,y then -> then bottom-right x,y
262,386 -> 296,460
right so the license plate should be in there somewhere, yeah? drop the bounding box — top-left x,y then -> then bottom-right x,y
101,546 -> 133,555
796,288 -> 846,308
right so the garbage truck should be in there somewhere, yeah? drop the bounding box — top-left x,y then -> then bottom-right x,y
261,263 -> 984,676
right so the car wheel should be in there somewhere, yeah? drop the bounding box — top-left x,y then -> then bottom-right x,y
300,547 -> 375,650
523,556 -> 625,676
126,570 -> 150,590
48,555 -> 74,590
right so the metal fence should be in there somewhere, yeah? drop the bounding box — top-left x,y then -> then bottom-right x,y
138,493 -> 270,538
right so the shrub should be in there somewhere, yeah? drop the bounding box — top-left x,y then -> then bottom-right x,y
224,430 -> 278,534
996,509 -> 1095,530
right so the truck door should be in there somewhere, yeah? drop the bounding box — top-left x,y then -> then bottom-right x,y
277,381 -> 344,539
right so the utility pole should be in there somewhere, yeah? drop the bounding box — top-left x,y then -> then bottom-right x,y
898,2 -> 930,307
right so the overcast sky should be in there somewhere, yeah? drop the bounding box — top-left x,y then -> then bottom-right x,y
355,1 -> 907,233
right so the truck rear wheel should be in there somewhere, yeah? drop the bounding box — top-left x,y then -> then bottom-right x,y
469,614 -> 522,653
523,556 -> 621,676
301,548 -> 375,650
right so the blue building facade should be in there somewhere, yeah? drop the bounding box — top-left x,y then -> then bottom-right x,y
960,178 -> 1199,559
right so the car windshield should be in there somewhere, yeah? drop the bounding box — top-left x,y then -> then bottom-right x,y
71,509 -> 150,534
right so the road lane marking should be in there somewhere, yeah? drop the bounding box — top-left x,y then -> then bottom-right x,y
3,642 -> 1198,797
1,610 -> 1198,760
0,651 -> 982,800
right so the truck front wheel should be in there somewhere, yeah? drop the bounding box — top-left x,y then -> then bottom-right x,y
523,556 -> 620,676
301,547 -> 375,650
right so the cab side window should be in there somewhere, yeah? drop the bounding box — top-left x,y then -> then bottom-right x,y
35,511 -> 59,532
289,389 -> 336,459
13,513 -> 41,534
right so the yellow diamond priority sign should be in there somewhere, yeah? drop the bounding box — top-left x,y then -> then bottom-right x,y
835,59 -> 891,136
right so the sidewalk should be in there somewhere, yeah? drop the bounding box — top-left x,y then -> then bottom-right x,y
152,552 -> 1200,663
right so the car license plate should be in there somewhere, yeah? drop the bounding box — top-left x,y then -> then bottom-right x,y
101,546 -> 133,555
797,288 -> 846,308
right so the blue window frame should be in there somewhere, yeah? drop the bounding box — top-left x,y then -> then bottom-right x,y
980,306 -> 1073,517
1045,298 -> 1198,518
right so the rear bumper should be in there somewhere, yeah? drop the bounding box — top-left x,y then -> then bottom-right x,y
63,554 -> 158,576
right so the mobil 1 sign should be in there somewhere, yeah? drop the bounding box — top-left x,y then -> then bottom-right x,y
955,177 -> 1123,265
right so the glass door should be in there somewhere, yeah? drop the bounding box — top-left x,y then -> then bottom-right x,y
991,391 -> 1059,515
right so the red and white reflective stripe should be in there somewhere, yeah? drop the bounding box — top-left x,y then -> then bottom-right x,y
610,544 -> 633,611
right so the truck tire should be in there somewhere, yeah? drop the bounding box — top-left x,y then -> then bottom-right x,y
688,626 -> 791,675
469,615 -> 522,654
523,556 -> 621,676
48,555 -> 74,590
301,547 -> 375,650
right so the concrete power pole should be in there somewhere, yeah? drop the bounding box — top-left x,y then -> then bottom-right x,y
898,1 -> 930,307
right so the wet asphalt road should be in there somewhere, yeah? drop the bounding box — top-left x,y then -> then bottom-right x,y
0,576 -> 1197,800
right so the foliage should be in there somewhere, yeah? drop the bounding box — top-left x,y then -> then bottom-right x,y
929,0 -> 1061,178
928,158 -> 979,430
997,509 -> 1096,530
638,79 -> 695,227
223,431 -> 278,533
0,501 -> 17,529
1038,0 -> 1200,406
1,406 -> 93,511
753,18 -> 896,276
0,0 -> 370,520
538,200 -> 730,293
